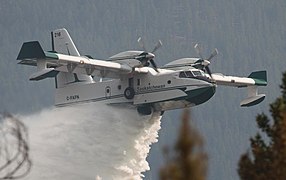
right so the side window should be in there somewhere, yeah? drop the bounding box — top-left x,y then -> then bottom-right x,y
179,72 -> 187,78
185,71 -> 193,78
179,71 -> 194,78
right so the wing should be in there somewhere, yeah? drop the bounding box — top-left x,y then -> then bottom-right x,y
212,71 -> 267,107
17,41 -> 137,80
212,71 -> 267,87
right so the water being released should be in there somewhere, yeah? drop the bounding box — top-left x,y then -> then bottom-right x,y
20,103 -> 161,179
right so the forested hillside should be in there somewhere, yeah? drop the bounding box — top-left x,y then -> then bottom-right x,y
1,0 -> 285,179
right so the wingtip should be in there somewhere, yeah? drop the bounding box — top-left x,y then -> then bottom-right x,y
248,70 -> 267,86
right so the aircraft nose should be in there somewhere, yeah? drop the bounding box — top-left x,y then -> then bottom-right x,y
185,84 -> 216,106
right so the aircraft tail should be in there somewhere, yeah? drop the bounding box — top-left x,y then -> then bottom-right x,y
51,28 -> 93,88
51,28 -> 80,56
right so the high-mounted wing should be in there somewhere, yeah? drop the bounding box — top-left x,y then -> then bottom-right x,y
17,41 -> 134,80
212,71 -> 267,87
162,58 -> 199,69
108,37 -> 161,72
162,46 -> 267,107
212,71 -> 267,107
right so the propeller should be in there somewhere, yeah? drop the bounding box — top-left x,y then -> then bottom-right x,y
137,37 -> 162,72
137,37 -> 147,52
151,40 -> 162,54
194,43 -> 218,78
194,43 -> 203,59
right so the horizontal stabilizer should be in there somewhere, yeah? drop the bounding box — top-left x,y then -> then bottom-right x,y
240,94 -> 265,107
17,41 -> 45,60
17,41 -> 58,62
29,68 -> 58,81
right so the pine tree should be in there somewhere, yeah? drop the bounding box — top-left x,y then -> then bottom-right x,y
160,109 -> 207,180
238,72 -> 286,180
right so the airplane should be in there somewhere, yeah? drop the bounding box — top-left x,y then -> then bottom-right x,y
17,28 -> 267,115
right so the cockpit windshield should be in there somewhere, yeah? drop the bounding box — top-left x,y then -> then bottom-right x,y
178,69 -> 213,83
179,70 -> 203,78
192,71 -> 202,76
179,71 -> 192,78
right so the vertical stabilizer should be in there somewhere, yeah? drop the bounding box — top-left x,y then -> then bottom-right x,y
51,28 -> 93,88
51,28 -> 80,56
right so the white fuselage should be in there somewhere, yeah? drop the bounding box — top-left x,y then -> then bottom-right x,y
55,67 -> 216,112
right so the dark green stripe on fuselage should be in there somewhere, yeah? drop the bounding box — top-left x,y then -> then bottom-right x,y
185,86 -> 216,105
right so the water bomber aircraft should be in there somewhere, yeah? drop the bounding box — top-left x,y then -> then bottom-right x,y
17,28 -> 267,115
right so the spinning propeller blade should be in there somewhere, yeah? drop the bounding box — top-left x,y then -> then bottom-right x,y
137,37 -> 147,52
194,43 -> 203,59
205,66 -> 212,78
150,59 -> 159,72
193,43 -> 219,79
151,40 -> 162,53
137,37 -> 162,72
207,48 -> 218,61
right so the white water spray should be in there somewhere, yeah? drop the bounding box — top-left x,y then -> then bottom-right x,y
18,103 -> 161,180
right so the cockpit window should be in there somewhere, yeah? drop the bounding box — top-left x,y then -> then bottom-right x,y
179,72 -> 187,78
178,70 -> 211,83
179,70 -> 203,78
179,71 -> 194,78
185,71 -> 193,77
192,71 -> 202,76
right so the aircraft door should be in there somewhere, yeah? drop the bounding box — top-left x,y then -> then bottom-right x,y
128,77 -> 134,88
105,86 -> 111,98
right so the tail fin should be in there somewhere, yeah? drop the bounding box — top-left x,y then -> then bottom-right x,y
51,28 -> 93,88
51,28 -> 80,56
